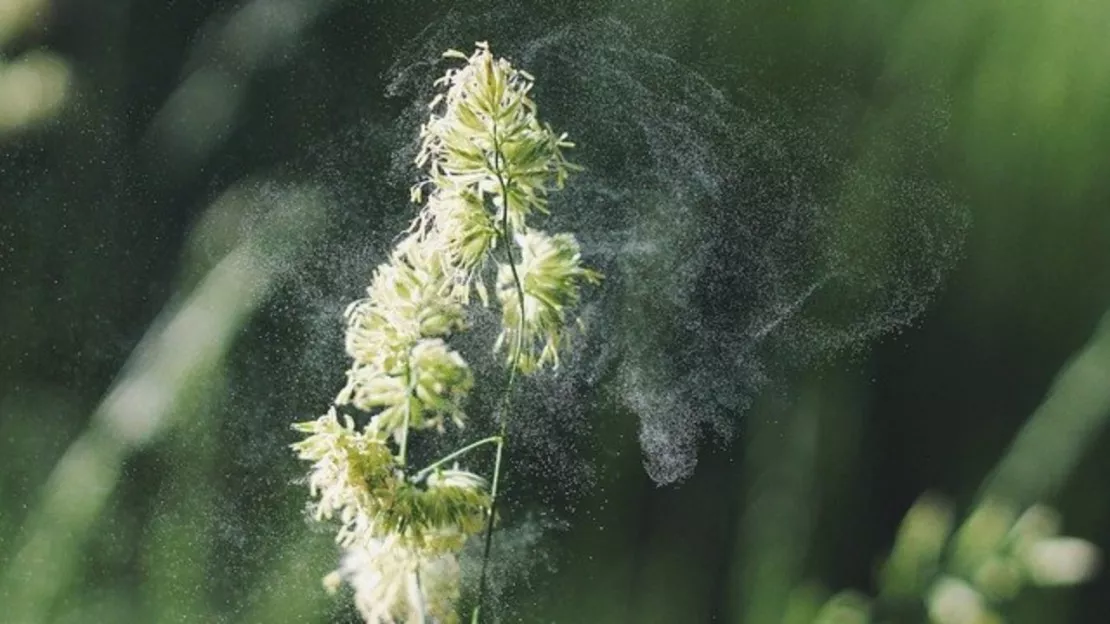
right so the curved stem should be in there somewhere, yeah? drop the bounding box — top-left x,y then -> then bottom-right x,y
412,436 -> 502,483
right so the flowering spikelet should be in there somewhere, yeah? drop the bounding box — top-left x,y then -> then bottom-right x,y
415,42 -> 577,229
291,408 -> 396,547
342,236 -> 465,371
419,189 -> 499,305
339,337 -> 474,441
330,537 -> 463,624
496,229 -> 601,372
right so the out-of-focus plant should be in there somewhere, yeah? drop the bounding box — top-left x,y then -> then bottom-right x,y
291,42 -> 599,623
0,0 -> 70,136
790,494 -> 1100,624
0,182 -> 327,624
770,302 -> 1110,624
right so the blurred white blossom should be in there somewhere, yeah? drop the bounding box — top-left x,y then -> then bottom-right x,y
1021,537 -> 1100,586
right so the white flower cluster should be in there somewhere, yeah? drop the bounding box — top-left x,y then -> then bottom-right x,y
414,42 -> 601,372
293,42 -> 599,623
869,495 -> 1102,624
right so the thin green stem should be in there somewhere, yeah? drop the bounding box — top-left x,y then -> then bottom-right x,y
412,436 -> 502,483
474,119 -> 527,621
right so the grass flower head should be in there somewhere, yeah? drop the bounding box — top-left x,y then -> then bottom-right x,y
293,40 -> 599,623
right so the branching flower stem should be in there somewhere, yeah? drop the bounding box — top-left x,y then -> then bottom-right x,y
292,43 -> 598,623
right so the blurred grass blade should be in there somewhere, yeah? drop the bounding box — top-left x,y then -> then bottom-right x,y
0,183 -> 326,623
982,309 -> 1110,506
735,387 -> 821,624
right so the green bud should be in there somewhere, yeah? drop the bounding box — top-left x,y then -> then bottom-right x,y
1008,504 -> 1061,548
879,493 -> 954,598
950,498 -> 1017,578
972,554 -> 1022,601
813,590 -> 871,624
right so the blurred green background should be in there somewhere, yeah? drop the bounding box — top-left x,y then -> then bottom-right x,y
2,0 -> 1109,622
